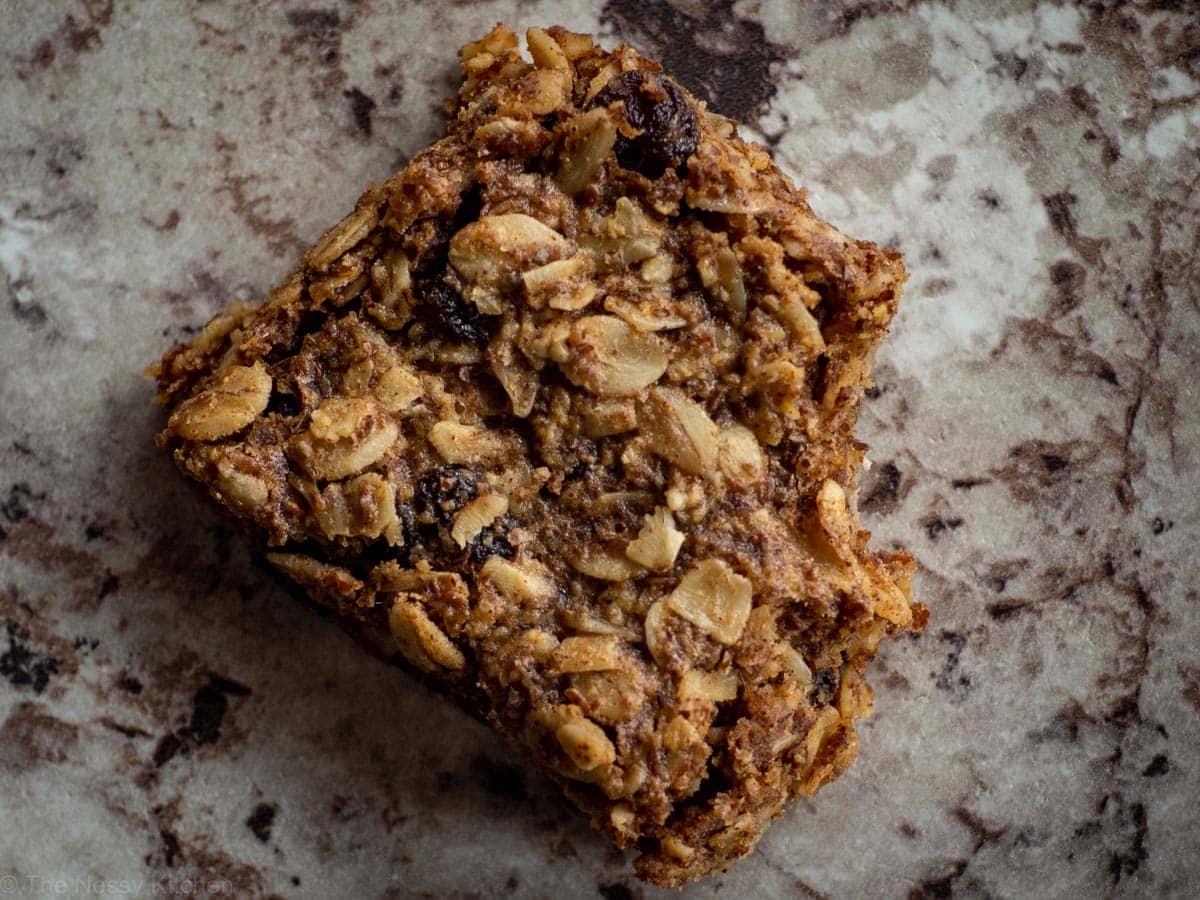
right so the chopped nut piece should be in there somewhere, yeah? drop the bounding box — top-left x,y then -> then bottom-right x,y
582,399 -> 639,438
450,493 -> 509,548
556,717 -> 616,770
459,22 -> 517,60
169,362 -> 272,442
522,256 -> 597,311
665,559 -> 753,645
570,671 -> 639,723
305,472 -> 402,544
585,197 -> 663,266
526,26 -> 569,70
558,315 -> 669,397
449,213 -> 571,314
289,398 -> 399,481
374,364 -> 422,412
661,837 -> 695,862
480,556 -> 557,604
625,507 -> 685,572
662,714 -> 701,752
610,803 -> 637,838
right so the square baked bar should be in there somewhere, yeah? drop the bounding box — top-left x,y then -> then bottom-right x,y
152,25 -> 924,886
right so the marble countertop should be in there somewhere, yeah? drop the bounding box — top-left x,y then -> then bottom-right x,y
2,1 -> 1197,897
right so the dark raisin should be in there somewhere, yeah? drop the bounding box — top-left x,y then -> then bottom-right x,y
415,466 -> 479,526
592,70 -> 698,177
415,277 -> 486,343
466,513 -> 517,563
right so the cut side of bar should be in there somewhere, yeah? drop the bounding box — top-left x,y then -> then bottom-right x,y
151,24 -> 925,886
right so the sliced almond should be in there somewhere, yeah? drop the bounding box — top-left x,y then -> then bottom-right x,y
665,559 -> 753,646
604,293 -> 688,333
769,292 -> 826,352
552,635 -> 622,673
389,599 -> 465,672
428,421 -> 516,465
491,355 -> 540,418
697,245 -> 746,320
643,599 -> 672,668
641,387 -> 719,476
774,644 -> 813,688
556,718 -> 616,771
678,668 -> 738,703
718,423 -> 767,485
555,108 -> 619,197
568,545 -> 644,582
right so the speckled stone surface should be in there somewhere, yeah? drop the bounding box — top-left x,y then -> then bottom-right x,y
1,2 -> 1197,897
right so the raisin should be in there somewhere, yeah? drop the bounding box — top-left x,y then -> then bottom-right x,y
415,466 -> 478,526
467,513 -> 517,563
592,70 -> 699,177
416,277 -> 486,343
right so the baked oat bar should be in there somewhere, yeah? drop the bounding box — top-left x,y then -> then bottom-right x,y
151,24 -> 925,886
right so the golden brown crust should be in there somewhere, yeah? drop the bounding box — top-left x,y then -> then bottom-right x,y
151,24 -> 922,886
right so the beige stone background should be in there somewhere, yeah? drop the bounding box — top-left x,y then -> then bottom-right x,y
1,1 -> 1197,897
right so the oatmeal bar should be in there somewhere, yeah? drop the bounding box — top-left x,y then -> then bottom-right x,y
151,25 -> 924,886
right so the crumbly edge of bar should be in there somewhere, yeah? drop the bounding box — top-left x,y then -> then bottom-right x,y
149,24 -> 925,887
